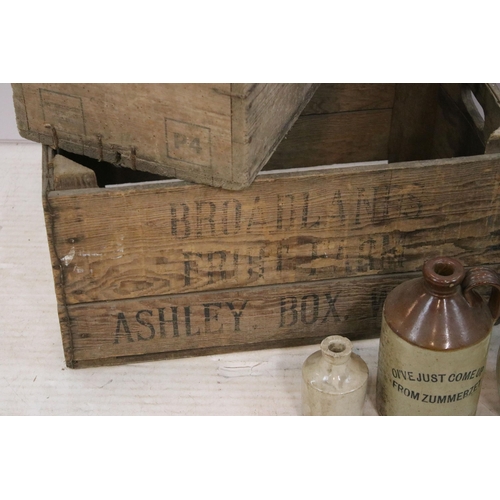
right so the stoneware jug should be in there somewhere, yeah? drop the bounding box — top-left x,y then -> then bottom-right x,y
302,335 -> 368,416
376,256 -> 500,416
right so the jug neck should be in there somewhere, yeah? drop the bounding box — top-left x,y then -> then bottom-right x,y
422,257 -> 466,297
320,336 -> 352,365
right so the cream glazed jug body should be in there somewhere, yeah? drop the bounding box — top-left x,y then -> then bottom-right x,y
376,256 -> 500,416
302,335 -> 369,416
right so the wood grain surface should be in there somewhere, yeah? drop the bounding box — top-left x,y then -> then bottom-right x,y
232,83 -> 320,182
67,273 -> 410,365
301,83 -> 395,115
388,83 -> 440,162
465,83 -> 500,154
45,152 -> 500,307
12,83 -> 318,189
265,109 -> 392,168
51,154 -> 98,191
266,84 -> 395,169
35,84 -> 500,367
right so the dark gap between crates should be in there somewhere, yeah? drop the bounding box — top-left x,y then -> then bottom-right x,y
59,149 -> 171,188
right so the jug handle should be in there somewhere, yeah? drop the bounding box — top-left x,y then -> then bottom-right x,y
463,267 -> 500,323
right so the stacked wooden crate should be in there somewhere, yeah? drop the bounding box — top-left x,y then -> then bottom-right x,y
12,83 -> 500,367
12,84 -> 319,190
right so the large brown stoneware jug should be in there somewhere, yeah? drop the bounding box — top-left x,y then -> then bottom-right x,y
376,256 -> 500,416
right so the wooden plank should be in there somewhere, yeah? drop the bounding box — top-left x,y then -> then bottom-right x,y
67,273 -> 412,365
41,146 -> 76,366
265,109 -> 392,169
301,83 -> 395,115
389,84 -> 489,162
51,154 -> 98,191
45,151 -> 500,305
387,84 -> 440,162
432,84 -> 485,158
467,83 -> 500,154
232,83 -> 320,184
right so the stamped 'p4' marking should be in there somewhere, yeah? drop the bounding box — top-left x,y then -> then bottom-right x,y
165,118 -> 211,167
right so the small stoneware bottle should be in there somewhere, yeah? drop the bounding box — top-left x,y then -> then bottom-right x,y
376,256 -> 500,416
302,335 -> 369,416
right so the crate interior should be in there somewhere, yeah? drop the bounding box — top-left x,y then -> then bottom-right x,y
54,83 -> 488,189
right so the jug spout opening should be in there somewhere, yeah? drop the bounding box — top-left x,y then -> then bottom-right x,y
423,257 -> 466,296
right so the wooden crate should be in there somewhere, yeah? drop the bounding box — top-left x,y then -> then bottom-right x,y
41,83 -> 500,368
12,83 -> 319,190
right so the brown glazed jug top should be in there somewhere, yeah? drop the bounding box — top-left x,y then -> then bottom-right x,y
384,257 -> 497,351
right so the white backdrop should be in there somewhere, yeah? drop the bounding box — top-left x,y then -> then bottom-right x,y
0,83 -> 24,141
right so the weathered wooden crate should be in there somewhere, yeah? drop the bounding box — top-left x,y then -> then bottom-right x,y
13,83 -> 319,190
41,83 -> 500,368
